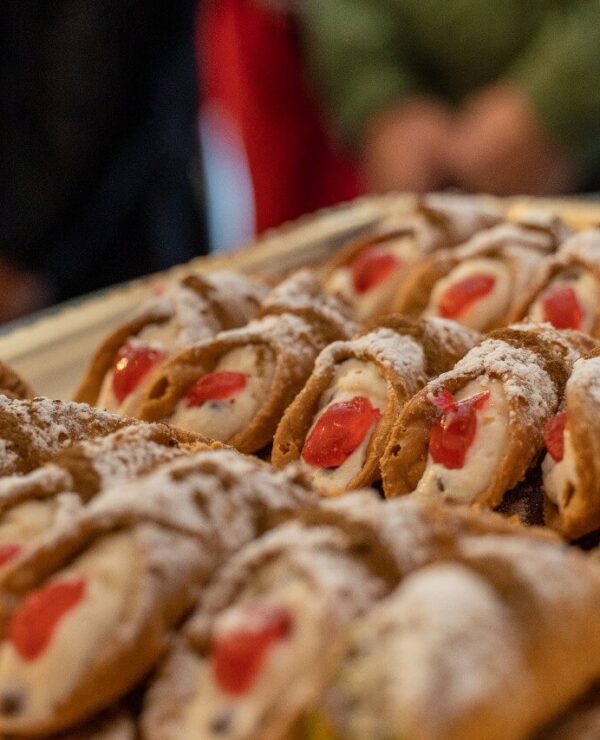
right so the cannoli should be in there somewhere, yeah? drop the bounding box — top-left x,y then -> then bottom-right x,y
518,229 -> 600,334
134,271 -> 356,453
141,493 -> 529,740
381,323 -> 595,507
0,423 -> 213,573
541,350 -> 600,539
75,271 -> 268,414
0,396 -> 134,477
56,707 -> 136,739
271,317 -> 480,495
321,533 -> 600,740
0,362 -> 34,401
322,194 -> 502,321
393,216 -> 568,331
0,448 -> 315,735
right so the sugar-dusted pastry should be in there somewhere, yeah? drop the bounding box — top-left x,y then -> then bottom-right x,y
321,533 -> 600,740
0,449 -> 315,735
541,350 -> 600,539
381,323 -> 594,507
0,423 -> 213,572
322,193 -> 502,320
271,317 -> 479,495
75,271 -> 268,414
0,396 -> 134,477
519,229 -> 600,334
141,494 -> 527,740
0,362 -> 34,402
134,271 -> 356,453
393,216 -> 568,332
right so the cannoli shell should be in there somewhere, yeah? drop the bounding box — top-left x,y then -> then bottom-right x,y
381,326 -> 579,505
544,350 -> 600,538
271,329 -> 428,493
0,397 -> 134,477
135,313 -> 345,454
0,362 -> 34,401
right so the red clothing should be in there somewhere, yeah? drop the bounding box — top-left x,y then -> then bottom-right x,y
199,0 -> 361,235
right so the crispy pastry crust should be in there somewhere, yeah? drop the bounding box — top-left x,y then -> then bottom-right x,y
380,325 -> 592,506
544,349 -> 600,538
0,362 -> 34,401
271,318 -> 479,494
74,272 -> 267,406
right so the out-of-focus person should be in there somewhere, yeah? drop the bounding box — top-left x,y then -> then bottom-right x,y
200,0 -> 360,236
0,0 -> 206,324
305,1 -> 600,196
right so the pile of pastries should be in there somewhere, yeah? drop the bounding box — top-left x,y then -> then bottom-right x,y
3,194 -> 600,738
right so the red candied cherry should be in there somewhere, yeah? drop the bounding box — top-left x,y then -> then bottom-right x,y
212,605 -> 292,695
8,578 -> 86,661
544,412 -> 567,462
437,274 -> 496,319
301,396 -> 382,469
429,390 -> 490,469
185,371 -> 247,408
0,544 -> 22,568
350,247 -> 401,294
541,285 -> 582,330
112,343 -> 166,404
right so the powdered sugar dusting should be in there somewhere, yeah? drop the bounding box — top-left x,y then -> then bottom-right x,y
455,222 -> 557,260
427,339 -> 557,424
569,355 -> 600,405
558,228 -> 600,268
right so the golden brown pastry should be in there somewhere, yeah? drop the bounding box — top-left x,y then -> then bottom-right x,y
381,323 -> 595,508
392,216 -> 568,331
0,362 -> 34,401
271,317 -> 479,495
75,271 -> 268,414
134,271 -> 356,453
322,193 -> 502,320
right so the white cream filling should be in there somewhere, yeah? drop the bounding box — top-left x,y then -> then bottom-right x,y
299,360 -> 388,494
325,237 -> 417,320
0,501 -> 55,548
426,258 -> 511,331
179,568 -> 323,740
415,378 -> 509,505
529,269 -> 599,333
170,346 -> 275,442
542,428 -> 578,508
0,533 -> 136,723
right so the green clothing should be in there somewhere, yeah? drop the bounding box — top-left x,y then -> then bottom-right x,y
304,0 -> 600,172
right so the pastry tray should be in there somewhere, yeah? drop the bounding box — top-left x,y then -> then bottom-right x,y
1,193 -> 599,400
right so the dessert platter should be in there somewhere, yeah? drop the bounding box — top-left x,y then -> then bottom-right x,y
2,193 -> 600,738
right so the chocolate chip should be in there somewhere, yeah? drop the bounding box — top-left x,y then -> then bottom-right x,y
436,477 -> 445,492
0,690 -> 23,716
210,709 -> 233,734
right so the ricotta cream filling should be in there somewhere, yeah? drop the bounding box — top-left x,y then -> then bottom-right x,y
529,269 -> 599,333
542,428 -> 578,508
300,359 -> 388,494
426,258 -> 511,331
0,501 -> 56,550
0,532 -> 136,723
180,568 -> 323,740
325,237 -> 417,320
415,378 -> 509,504
170,346 -> 276,441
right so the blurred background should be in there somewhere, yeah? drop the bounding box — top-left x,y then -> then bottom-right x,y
2,0 -> 600,324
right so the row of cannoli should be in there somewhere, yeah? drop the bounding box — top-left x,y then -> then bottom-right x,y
7,476 -> 599,740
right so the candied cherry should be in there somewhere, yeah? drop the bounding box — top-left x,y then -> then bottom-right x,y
429,390 -> 490,469
437,274 -> 496,319
544,412 -> 567,463
541,285 -> 582,330
0,544 -> 22,568
212,605 -> 292,695
302,396 -> 382,469
112,343 -> 166,404
8,578 -> 86,661
185,371 -> 247,408
350,247 -> 400,294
